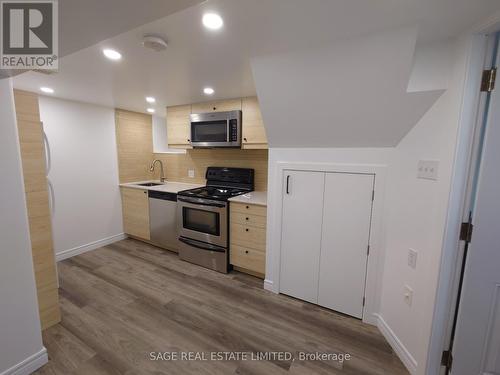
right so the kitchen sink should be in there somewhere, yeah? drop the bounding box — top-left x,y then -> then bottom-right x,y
137,182 -> 163,187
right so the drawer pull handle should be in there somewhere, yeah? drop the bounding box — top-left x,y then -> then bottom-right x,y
245,250 -> 249,254
245,217 -> 249,220
246,228 -> 249,232
246,205 -> 249,209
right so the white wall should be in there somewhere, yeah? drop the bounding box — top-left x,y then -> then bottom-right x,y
408,40 -> 453,93
0,79 -> 47,374
38,97 -> 124,260
378,36 -> 471,374
262,35 -> 469,375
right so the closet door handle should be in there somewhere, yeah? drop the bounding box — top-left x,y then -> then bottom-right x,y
286,175 -> 290,194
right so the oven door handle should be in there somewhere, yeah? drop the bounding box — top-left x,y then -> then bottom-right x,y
179,237 -> 226,253
178,198 -> 226,208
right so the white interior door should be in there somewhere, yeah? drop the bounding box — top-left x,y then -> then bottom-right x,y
280,170 -> 325,303
452,39 -> 500,375
318,172 -> 374,319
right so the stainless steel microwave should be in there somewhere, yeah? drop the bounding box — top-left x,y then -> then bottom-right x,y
190,110 -> 242,148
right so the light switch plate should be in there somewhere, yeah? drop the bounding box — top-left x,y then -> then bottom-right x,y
188,169 -> 195,178
408,248 -> 418,269
417,160 -> 439,180
404,285 -> 413,307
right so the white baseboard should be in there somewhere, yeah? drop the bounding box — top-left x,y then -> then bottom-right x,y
0,347 -> 48,375
363,312 -> 379,326
264,279 -> 277,293
375,313 -> 417,375
56,233 -> 127,262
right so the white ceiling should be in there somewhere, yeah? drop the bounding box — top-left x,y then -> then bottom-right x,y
59,0 -> 204,57
12,0 -> 500,117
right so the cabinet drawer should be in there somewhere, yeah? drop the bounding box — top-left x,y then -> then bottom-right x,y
230,245 -> 265,275
230,223 -> 266,250
230,211 -> 266,228
230,202 -> 267,217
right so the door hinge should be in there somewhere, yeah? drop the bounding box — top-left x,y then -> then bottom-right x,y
367,245 -> 370,256
441,350 -> 453,371
481,67 -> 497,92
362,297 -> 366,306
372,190 -> 375,201
460,222 -> 473,243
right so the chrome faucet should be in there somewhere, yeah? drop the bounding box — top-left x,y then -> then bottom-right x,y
150,159 -> 166,182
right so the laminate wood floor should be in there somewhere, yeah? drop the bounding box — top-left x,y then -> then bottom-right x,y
34,239 -> 409,375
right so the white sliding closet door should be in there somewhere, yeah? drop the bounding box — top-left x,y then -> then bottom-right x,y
280,170 -> 325,303
318,173 -> 374,318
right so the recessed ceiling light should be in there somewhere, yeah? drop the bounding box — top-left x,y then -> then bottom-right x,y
147,108 -> 155,113
40,87 -> 54,94
146,96 -> 156,103
203,87 -> 215,95
102,48 -> 122,60
202,13 -> 223,30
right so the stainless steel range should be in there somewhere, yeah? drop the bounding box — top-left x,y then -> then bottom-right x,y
177,167 -> 254,273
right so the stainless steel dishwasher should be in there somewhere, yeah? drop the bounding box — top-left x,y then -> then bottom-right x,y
148,190 -> 179,252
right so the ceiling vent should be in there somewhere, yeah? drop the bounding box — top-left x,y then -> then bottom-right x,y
141,35 -> 168,52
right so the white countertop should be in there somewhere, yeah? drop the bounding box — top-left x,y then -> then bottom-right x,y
120,180 -> 204,194
228,191 -> 267,206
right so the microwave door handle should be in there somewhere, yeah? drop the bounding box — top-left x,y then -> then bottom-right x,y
227,118 -> 230,142
179,237 -> 226,253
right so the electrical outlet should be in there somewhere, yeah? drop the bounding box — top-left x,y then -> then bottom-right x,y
417,160 -> 439,180
404,285 -> 413,307
408,248 -> 418,269
188,169 -> 195,178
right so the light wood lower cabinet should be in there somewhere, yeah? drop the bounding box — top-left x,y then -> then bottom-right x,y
14,89 -> 61,331
230,202 -> 267,277
230,245 -> 265,275
121,187 -> 150,240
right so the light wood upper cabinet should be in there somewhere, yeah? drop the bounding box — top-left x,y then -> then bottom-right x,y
166,104 -> 192,149
191,98 -> 242,113
166,97 -> 268,150
121,187 -> 150,240
242,96 -> 268,149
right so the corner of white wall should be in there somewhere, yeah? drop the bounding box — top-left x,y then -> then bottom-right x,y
378,34 -> 472,375
0,79 -> 47,374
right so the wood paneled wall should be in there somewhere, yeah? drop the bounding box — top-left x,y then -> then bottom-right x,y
13,90 -> 61,330
115,109 -> 153,183
152,149 -> 268,191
